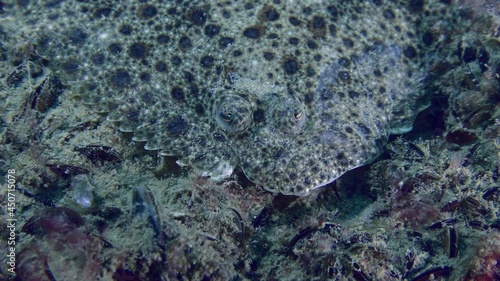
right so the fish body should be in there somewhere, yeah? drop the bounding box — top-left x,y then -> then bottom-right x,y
3,1 -> 448,195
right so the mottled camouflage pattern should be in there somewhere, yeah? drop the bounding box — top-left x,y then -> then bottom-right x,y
3,1 -> 452,195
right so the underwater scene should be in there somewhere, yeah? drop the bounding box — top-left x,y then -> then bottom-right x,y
0,0 -> 499,280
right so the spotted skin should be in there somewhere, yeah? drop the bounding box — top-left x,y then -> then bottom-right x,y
2,1 -> 456,195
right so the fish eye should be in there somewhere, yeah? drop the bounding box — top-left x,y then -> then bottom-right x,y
214,94 -> 252,134
219,105 -> 233,122
272,99 -> 307,134
294,110 -> 304,121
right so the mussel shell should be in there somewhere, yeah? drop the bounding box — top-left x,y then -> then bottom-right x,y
443,226 -> 459,258
26,74 -> 64,112
445,129 -> 477,145
75,145 -> 122,164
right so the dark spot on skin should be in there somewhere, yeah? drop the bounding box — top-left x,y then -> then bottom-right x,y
338,57 -> 350,67
373,0 -> 383,6
139,72 -> 151,82
267,33 -> 278,39
157,34 -> 170,44
190,84 -> 199,95
289,173 -> 297,180
326,5 -> 338,19
403,45 -> 417,59
91,53 -> 105,65
68,28 -> 87,45
306,67 -> 315,77
155,61 -> 167,72
283,57 -> 299,74
140,5 -> 158,19
184,72 -> 194,82
62,60 -> 79,74
304,177 -> 311,185
289,16 -> 300,26
111,69 -> 131,88
179,36 -> 192,50
348,91 -> 360,98
200,55 -> 214,67
195,103 -> 205,115
219,37 -> 234,48
190,8 -> 207,26
233,50 -> 242,57
141,92 -> 155,104
171,55 -> 181,66
214,133 -> 225,142
44,0 -> 65,9
244,3 -> 254,10
171,87 -> 184,101
259,5 -> 280,21
307,40 -> 317,49
338,71 -> 350,81
204,24 -> 220,37
119,24 -> 132,35
345,127 -> 353,134
422,31 -> 433,46
218,9 -> 229,18
253,109 -> 265,122
128,42 -> 147,59
312,16 -> 325,28
166,116 -> 188,136
165,7 -> 176,14
358,124 -> 371,135
343,38 -> 354,48
263,52 -> 274,61
289,37 -> 299,45
329,24 -> 337,37
243,26 -> 263,39
320,91 -> 333,101
94,8 -> 112,18
383,9 -> 395,19
108,43 -> 123,55
304,93 -> 313,104
409,0 -> 425,13
309,16 -> 326,37
114,9 -> 123,18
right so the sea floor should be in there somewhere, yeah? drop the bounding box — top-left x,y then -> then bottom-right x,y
0,1 -> 499,280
